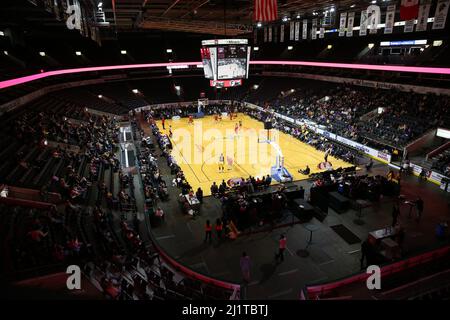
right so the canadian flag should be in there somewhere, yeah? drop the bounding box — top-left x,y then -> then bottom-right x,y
400,0 -> 419,20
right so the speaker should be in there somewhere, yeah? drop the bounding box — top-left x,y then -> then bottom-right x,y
264,121 -> 273,130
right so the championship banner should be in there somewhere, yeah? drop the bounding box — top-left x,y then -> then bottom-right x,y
319,27 -> 325,38
339,12 -> 347,37
280,24 -> 285,42
294,21 -> 300,41
268,26 -> 272,42
302,19 -> 308,39
432,0 -> 450,30
273,26 -> 278,42
346,12 -> 355,37
359,10 -> 368,36
367,5 -> 381,34
311,18 -> 317,39
384,5 -> 396,34
404,19 -> 415,32
416,1 -> 431,32
264,27 -> 268,42
289,21 -> 295,40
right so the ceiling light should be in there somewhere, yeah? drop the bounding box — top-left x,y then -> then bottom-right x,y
371,0 -> 376,3
0,31 -> 4,36
39,51 -> 46,57
132,89 -> 139,94
98,2 -> 103,7
368,43 -> 375,49
253,47 -> 259,51
121,50 -> 127,55
253,84 -> 259,90
296,15 -> 301,19
327,45 -> 333,49
350,4 -> 356,8
98,94 -> 102,98
433,40 -> 443,47
330,8 -> 335,12
257,22 -> 262,27
174,85 -> 181,91
3,50 -> 8,55
166,48 -> 173,53
75,51 -> 82,56
282,17 -> 288,22
288,46 -> 293,50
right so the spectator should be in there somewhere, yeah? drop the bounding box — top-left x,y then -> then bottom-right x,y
196,187 -> 203,203
275,234 -> 287,263
204,220 -> 212,244
240,252 -> 251,283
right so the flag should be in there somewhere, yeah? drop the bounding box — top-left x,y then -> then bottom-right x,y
400,0 -> 419,20
254,0 -> 278,22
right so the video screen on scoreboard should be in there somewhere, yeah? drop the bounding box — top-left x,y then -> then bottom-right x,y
200,47 -> 213,79
217,45 -> 248,80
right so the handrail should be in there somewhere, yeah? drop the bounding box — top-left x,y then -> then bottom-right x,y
303,245 -> 450,299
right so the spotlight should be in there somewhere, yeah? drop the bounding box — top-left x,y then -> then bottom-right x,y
0,31 -> 4,36
121,50 -> 127,55
75,51 -> 82,56
39,51 -> 46,57
3,50 -> 8,55
166,48 -> 173,53
296,15 -> 301,19
371,0 -> 376,3
257,22 -> 262,27
327,45 -> 333,49
287,46 -> 293,50
98,94 -> 102,98
368,43 -> 375,49
350,4 -> 356,8
253,84 -> 259,90
132,89 -> 139,94
282,17 -> 288,22
253,47 -> 259,51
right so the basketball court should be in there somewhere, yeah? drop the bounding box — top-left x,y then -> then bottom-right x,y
156,113 -> 354,195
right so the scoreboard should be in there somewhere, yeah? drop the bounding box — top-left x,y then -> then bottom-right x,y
201,39 -> 251,87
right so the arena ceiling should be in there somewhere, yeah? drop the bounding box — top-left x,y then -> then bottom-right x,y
112,0 -> 365,35
0,0 -> 375,37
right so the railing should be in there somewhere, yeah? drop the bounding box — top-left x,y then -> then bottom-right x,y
302,245 -> 450,300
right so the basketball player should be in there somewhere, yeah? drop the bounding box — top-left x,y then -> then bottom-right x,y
169,125 -> 173,138
218,153 -> 225,173
188,115 -> 193,125
214,114 -> 219,123
324,146 -> 332,162
227,155 -> 233,170
161,116 -> 165,129
229,111 -> 233,121
234,123 -> 239,135
239,120 -> 242,128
